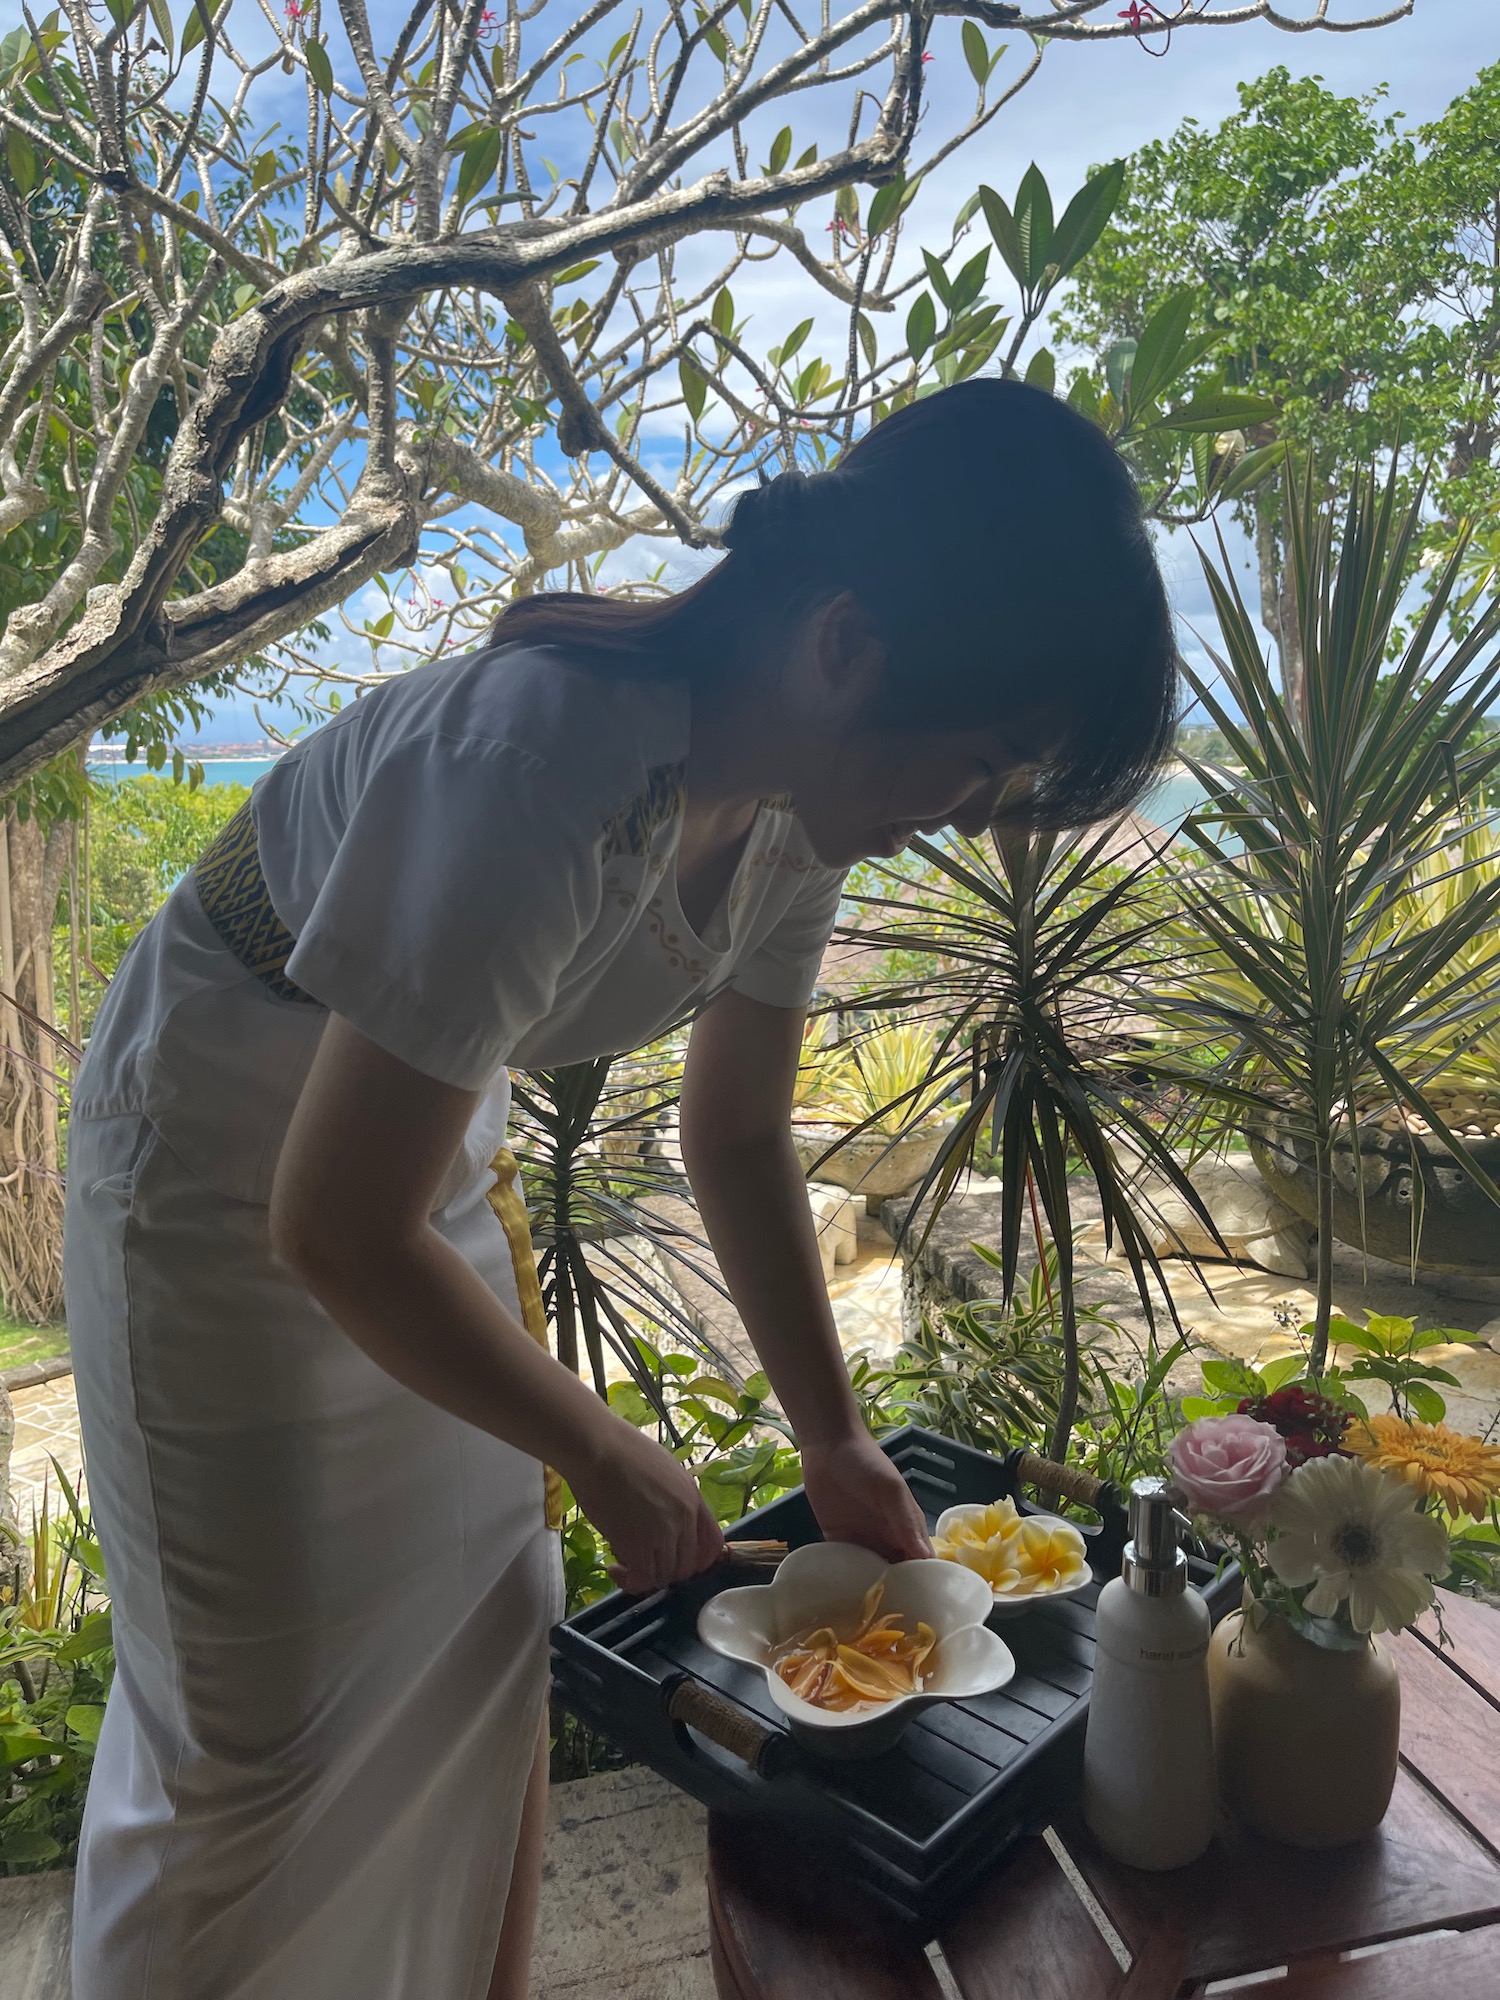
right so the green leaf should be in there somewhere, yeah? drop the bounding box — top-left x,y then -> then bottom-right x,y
1048,160 -> 1125,279
777,317 -> 812,366
66,1703 -> 105,1745
711,285 -> 735,336
1406,1381 -> 1448,1424
552,258 -> 600,285
1103,336 -> 1136,406
922,248 -> 954,311
606,1381 -> 657,1428
962,21 -> 990,87
606,31 -> 632,66
857,312 -> 877,368
948,247 -> 990,314
251,151 -> 278,192
794,144 -> 818,170
0,1829 -> 62,1864
1179,1395 -> 1235,1421
1013,162 -> 1054,290
866,171 -> 907,239
678,356 -> 707,422
906,291 -> 936,363
104,0 -> 136,29
1152,389 -> 1277,434
148,0 -> 173,59
978,185 -> 1025,291
0,1729 -> 57,1766
1024,347 -> 1056,393
767,126 -> 791,175
5,129 -> 35,197
1123,285 -> 1197,415
743,1371 -> 773,1402
305,36 -> 334,97
55,1609 -> 113,1661
1259,1355 -> 1305,1393
684,1375 -> 741,1408
181,0 -> 215,57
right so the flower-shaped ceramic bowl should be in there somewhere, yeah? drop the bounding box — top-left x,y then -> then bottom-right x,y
933,1503 -> 1097,1620
697,1541 -> 1015,1759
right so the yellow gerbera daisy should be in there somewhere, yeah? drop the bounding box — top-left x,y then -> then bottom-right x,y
1344,1413 -> 1500,1519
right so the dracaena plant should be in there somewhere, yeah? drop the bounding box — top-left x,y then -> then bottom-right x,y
509,1049 -> 737,1433
846,823 -> 1217,1464
1163,459 -> 1500,1377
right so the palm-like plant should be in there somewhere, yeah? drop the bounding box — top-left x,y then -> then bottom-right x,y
1168,462 -> 1500,1374
510,1051 -> 736,1430
850,825 -> 1214,1462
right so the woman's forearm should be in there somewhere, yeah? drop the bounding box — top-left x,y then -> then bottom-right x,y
680,1125 -> 864,1448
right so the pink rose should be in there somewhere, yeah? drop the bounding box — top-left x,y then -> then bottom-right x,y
1167,1415 -> 1289,1532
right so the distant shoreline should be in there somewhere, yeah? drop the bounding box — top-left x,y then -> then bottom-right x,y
88,744 -> 280,763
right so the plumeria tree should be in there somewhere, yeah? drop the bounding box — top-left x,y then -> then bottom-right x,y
0,0 -> 1406,1318
0,0 -> 1410,789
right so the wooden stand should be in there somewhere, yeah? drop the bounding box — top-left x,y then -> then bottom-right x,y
707,1592 -> 1500,1999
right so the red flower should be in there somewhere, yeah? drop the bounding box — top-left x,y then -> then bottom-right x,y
1236,1384 -> 1351,1469
1119,2 -> 1152,24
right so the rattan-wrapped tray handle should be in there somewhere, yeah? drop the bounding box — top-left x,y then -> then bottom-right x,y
1013,1450 -> 1106,1511
664,1675 -> 785,1776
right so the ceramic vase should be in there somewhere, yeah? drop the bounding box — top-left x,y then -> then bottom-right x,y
1208,1607 -> 1401,1849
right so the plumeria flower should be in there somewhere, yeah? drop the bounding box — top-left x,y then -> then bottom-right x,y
921,51 -> 934,64
285,0 -> 304,19
476,8 -> 500,42
1267,1455 -> 1450,1636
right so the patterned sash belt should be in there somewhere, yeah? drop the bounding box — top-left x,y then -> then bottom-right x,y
193,802 -> 565,1530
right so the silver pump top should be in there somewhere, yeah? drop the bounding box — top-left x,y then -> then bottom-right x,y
1122,1476 -> 1191,1597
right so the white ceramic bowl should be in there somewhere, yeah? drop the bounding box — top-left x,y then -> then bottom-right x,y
697,1541 -> 1015,1759
933,1502 -> 1097,1619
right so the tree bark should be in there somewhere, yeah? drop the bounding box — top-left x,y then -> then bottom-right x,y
0,807 -> 66,1321
1255,492 -> 1305,724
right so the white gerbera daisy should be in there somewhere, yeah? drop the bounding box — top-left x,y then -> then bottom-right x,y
1266,1454 -> 1450,1636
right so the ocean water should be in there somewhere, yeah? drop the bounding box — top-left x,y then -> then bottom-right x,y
89,758 -> 277,789
1140,767 -> 1211,830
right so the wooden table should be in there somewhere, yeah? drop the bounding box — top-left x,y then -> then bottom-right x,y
707,1591 -> 1500,1999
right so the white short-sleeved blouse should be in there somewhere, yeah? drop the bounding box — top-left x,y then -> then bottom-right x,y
75,643 -> 847,1208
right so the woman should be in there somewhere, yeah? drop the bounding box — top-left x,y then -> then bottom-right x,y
63,379 -> 1177,1998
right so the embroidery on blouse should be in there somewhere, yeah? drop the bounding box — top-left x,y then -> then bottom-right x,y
600,762 -> 686,861
193,802 -> 316,1005
644,896 -> 712,979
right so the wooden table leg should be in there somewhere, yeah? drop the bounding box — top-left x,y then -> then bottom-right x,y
706,1812 -> 942,2000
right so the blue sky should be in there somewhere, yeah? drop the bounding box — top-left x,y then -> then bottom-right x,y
158,0 -> 1483,744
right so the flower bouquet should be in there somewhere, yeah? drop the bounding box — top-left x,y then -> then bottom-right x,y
1163,1367 -> 1500,1848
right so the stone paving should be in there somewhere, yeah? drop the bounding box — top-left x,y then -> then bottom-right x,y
6,1374 -> 87,1523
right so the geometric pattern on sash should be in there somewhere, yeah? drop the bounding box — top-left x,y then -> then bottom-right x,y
193,801 -> 317,1005
599,760 -> 686,860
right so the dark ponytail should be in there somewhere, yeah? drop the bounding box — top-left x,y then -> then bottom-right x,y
490,379 -> 1179,829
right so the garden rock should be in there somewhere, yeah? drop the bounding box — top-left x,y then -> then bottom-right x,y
807,1182 -> 859,1279
1137,1157 -> 1314,1280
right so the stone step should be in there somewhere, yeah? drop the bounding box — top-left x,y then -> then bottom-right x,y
0,1768 -> 712,2000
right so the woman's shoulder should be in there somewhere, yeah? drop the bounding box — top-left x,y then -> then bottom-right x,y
316,642 -> 690,822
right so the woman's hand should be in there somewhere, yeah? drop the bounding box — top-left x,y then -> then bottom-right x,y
801,1429 -> 932,1563
567,1420 -> 726,1598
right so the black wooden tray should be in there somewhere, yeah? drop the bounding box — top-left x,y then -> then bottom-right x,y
551,1425 -> 1239,1926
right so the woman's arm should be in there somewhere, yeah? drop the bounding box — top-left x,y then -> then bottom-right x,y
680,990 -> 930,1561
270,1014 -> 724,1594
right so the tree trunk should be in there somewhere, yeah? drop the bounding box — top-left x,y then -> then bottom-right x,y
0,806 -> 69,1323
1254,493 -> 1306,724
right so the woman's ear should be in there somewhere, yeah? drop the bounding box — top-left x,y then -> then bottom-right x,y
810,590 -> 887,713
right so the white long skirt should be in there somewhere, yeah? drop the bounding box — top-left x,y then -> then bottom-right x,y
63,1109 -> 562,2000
